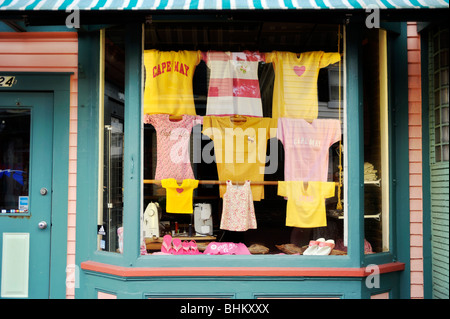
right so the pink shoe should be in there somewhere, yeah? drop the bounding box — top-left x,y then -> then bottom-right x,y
182,241 -> 190,255
161,235 -> 173,254
189,240 -> 201,255
172,238 -> 183,255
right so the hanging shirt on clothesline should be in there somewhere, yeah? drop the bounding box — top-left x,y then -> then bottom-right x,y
277,118 -> 341,182
220,180 -> 257,231
265,51 -> 341,120
143,50 -> 202,116
278,181 -> 336,228
162,178 -> 199,214
144,114 -> 202,181
202,115 -> 277,201
203,51 -> 265,117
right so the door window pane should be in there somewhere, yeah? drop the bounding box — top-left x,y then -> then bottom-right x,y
0,109 -> 30,214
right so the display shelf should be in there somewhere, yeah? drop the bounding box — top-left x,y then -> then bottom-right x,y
364,179 -> 381,187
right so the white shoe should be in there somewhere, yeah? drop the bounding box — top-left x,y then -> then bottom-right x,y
315,239 -> 335,255
303,238 -> 325,255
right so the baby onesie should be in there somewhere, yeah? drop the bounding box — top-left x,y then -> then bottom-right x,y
203,51 -> 265,117
278,181 -> 335,228
220,180 -> 257,231
161,178 -> 199,214
144,114 -> 202,180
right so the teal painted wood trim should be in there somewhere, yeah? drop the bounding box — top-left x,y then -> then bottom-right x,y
389,23 -> 411,299
420,30 -> 433,299
122,24 -> 143,264
345,22 -> 365,268
0,73 -> 71,299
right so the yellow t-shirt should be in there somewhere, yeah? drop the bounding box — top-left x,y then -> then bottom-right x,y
161,178 -> 199,214
278,181 -> 335,228
265,51 -> 341,121
143,50 -> 201,116
202,116 -> 277,201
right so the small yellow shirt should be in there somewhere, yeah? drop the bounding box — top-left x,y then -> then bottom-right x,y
278,181 -> 335,228
161,178 -> 199,214
202,116 -> 277,201
143,50 -> 202,116
266,51 -> 341,121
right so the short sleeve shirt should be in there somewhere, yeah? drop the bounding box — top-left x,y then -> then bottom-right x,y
161,178 -> 199,214
266,51 -> 341,120
143,50 -> 202,116
277,118 -> 341,182
278,181 -> 335,228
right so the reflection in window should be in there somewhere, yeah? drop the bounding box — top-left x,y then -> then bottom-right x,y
98,27 -> 125,253
0,110 -> 30,214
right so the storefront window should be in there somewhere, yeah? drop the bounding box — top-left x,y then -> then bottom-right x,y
141,22 -> 348,257
98,27 -> 125,253
362,29 -> 390,253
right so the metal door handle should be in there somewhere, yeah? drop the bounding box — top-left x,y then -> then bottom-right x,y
40,187 -> 48,195
38,221 -> 48,229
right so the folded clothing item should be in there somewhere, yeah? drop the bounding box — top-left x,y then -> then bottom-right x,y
204,242 -> 251,255
364,162 -> 378,181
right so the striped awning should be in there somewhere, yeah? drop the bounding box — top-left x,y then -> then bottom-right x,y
0,0 -> 448,11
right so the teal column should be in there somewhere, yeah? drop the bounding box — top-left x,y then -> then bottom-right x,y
345,21 -> 365,267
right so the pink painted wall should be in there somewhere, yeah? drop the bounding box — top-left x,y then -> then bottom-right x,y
407,22 -> 424,299
0,32 -> 78,299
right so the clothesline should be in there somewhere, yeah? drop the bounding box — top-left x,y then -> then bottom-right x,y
144,179 -> 340,186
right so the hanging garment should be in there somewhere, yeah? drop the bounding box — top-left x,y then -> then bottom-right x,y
220,180 -> 257,231
143,50 -> 202,116
265,51 -> 341,120
202,115 -> 277,201
144,114 -> 202,180
161,178 -> 199,214
278,181 -> 336,228
277,118 -> 341,182
203,51 -> 265,117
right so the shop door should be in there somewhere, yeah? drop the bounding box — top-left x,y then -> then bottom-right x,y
0,92 -> 53,298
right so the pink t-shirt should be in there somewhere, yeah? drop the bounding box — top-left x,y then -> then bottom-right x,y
277,118 -> 341,182
144,114 -> 202,180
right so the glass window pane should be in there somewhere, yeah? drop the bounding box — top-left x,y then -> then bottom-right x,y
442,125 -> 449,143
435,127 -> 441,144
0,110 -> 30,214
435,145 -> 442,162
99,27 -> 126,253
443,145 -> 449,161
442,107 -> 449,124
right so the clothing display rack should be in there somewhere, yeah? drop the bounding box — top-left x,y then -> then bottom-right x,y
144,179 -> 340,186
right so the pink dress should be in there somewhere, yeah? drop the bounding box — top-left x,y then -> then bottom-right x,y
220,180 -> 257,231
144,114 -> 202,180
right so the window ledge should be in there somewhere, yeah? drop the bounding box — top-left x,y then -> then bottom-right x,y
81,260 -> 405,278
